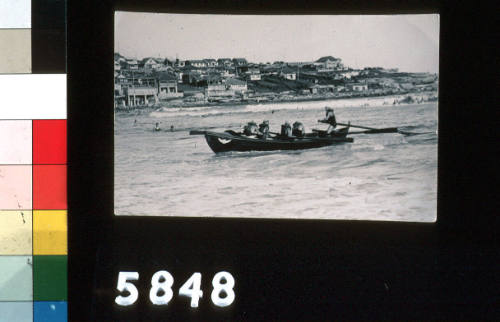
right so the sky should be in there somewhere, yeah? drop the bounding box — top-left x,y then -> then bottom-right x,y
115,12 -> 439,73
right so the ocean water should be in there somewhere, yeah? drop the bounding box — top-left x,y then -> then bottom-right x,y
114,98 -> 438,222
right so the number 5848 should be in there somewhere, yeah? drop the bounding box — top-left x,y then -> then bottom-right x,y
115,271 -> 235,308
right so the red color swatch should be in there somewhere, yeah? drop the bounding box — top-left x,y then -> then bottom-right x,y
33,165 -> 67,210
33,120 -> 67,164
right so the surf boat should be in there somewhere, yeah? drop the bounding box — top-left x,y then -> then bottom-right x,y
191,125 -> 353,153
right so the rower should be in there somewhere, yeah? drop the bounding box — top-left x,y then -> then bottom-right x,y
258,120 -> 270,139
243,121 -> 258,136
281,121 -> 292,137
292,121 -> 305,137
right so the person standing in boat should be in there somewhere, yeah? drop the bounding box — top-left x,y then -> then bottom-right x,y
322,106 -> 337,134
258,120 -> 270,139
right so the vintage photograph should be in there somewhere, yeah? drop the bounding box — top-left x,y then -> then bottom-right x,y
114,12 -> 439,221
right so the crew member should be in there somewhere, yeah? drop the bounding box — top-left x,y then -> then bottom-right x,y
281,121 -> 292,137
323,107 -> 337,134
292,121 -> 305,137
244,121 -> 258,136
258,120 -> 270,139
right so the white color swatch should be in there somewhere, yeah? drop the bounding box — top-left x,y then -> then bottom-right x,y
0,0 -> 31,28
0,74 -> 67,119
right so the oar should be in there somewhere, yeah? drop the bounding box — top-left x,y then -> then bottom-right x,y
336,122 -> 399,133
336,122 -> 434,136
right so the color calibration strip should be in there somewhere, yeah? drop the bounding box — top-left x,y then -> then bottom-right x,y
0,1 -> 67,321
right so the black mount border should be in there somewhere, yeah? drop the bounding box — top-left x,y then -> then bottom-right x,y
67,0 -> 496,320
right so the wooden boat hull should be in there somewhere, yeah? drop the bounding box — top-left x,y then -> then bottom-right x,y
203,127 -> 353,153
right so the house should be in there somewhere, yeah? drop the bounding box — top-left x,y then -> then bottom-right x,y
157,73 -> 183,99
280,67 -> 297,80
204,59 -> 217,68
186,60 -> 207,68
219,68 -> 236,78
217,58 -> 233,67
121,59 -> 139,70
348,83 -> 368,92
245,67 -> 261,81
315,56 -> 342,69
309,84 -> 336,94
232,58 -> 248,67
114,61 -> 121,71
120,75 -> 158,106
140,57 -> 163,70
174,59 -> 185,68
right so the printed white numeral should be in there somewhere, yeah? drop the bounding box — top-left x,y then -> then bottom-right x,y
211,271 -> 235,307
149,270 -> 174,305
179,272 -> 203,308
115,271 -> 139,306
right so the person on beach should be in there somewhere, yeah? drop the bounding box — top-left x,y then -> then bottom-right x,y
258,120 -> 270,139
281,121 -> 292,137
154,122 -> 161,131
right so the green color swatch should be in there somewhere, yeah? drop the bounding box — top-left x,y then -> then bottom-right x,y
33,255 -> 67,301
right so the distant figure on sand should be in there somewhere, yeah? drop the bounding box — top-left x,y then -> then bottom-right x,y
170,125 -> 174,132
154,122 -> 161,131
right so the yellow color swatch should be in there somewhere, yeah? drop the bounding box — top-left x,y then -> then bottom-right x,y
33,210 -> 67,255
0,211 -> 32,255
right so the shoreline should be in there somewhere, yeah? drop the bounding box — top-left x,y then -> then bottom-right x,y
115,91 -> 438,112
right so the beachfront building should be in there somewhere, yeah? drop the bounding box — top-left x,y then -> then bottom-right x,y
115,72 -> 158,106
225,78 -> 248,93
157,73 -> 183,99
